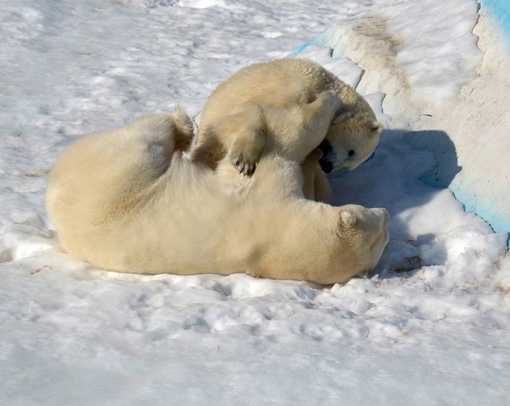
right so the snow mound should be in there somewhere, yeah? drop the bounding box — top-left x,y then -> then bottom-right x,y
1,0 -> 510,404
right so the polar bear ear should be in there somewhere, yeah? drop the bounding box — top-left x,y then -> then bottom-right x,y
371,121 -> 383,135
340,210 -> 357,227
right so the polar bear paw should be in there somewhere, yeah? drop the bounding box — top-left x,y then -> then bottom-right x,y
231,154 -> 257,176
316,90 -> 343,118
228,127 -> 267,176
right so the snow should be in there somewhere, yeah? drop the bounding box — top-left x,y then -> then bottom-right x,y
1,0 -> 509,405
411,8 -> 510,245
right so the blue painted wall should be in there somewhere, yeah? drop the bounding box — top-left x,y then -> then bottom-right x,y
479,0 -> 510,49
465,0 -> 510,244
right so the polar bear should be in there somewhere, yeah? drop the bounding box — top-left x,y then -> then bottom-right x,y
190,58 -> 383,201
47,101 -> 389,285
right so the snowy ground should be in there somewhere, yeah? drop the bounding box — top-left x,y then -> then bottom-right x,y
1,0 -> 510,405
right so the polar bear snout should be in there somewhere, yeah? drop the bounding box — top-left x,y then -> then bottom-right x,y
364,207 -> 390,274
317,139 -> 355,174
372,207 -> 390,251
376,208 -> 390,226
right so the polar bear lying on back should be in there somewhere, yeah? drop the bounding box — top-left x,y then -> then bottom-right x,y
47,94 -> 389,285
190,58 -> 383,201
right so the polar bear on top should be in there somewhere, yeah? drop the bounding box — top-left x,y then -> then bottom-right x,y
190,58 -> 383,202
47,92 -> 389,285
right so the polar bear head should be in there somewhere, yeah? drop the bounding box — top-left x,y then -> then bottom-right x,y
318,97 -> 383,174
328,204 -> 389,283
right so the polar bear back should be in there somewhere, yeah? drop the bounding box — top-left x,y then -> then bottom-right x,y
47,114 -> 239,273
200,58 -> 374,129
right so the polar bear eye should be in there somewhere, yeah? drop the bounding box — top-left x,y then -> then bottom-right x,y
348,150 -> 355,157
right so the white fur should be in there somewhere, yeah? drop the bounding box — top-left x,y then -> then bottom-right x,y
47,109 -> 389,285
190,58 -> 384,201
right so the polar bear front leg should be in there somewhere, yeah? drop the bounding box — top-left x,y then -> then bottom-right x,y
298,90 -> 343,157
313,168 -> 332,203
301,148 -> 323,201
267,90 -> 343,164
221,102 -> 268,176
299,149 -> 332,203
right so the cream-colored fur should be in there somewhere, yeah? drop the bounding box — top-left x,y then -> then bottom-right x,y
190,58 -> 383,201
47,104 -> 389,285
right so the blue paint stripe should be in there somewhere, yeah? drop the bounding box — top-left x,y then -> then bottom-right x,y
290,39 -> 317,57
451,188 -> 510,245
479,0 -> 510,49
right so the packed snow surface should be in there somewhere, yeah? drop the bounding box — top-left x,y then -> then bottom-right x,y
1,0 -> 509,405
